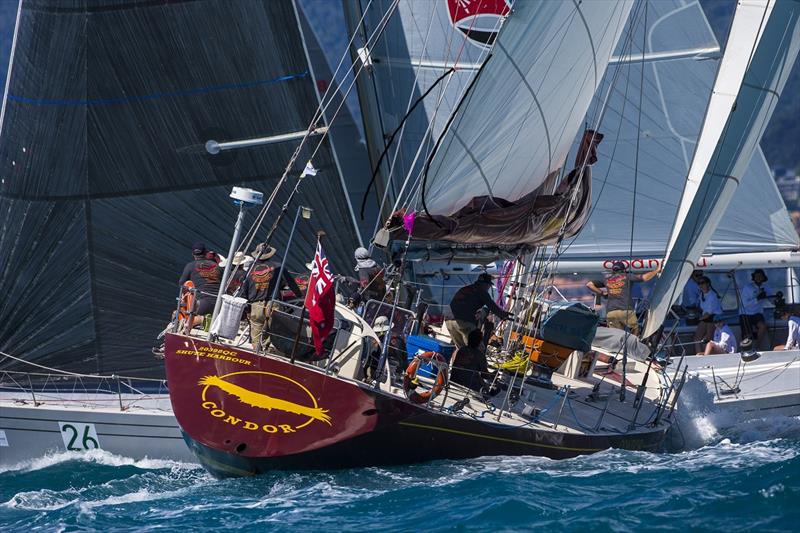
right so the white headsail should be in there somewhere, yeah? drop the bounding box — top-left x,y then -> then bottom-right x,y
423,0 -> 634,217
373,0 -> 636,259
558,0 -> 798,264
644,0 -> 800,337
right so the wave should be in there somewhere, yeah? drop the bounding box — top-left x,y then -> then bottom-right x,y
1,439 -> 796,532
0,448 -> 199,475
674,375 -> 800,449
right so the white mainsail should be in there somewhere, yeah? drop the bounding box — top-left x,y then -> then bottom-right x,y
423,0 -> 634,218
559,0 -> 798,263
644,0 -> 800,337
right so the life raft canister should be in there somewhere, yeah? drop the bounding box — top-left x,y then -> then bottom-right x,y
403,351 -> 448,404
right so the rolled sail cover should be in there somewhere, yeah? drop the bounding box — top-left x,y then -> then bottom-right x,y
402,130 -> 602,247
0,0 -> 360,377
407,0 -> 632,254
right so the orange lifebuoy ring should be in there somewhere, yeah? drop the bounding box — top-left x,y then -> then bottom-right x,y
403,351 -> 448,404
177,280 -> 195,326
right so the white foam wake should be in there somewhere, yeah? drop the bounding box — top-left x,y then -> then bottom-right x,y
0,448 -> 197,475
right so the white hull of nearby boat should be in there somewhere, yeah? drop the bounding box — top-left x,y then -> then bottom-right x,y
680,350 -> 800,422
0,393 -> 193,466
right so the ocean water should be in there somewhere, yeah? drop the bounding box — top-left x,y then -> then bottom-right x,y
2,415 -> 799,532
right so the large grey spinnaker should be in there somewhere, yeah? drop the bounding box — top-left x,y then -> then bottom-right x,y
0,0 -> 360,377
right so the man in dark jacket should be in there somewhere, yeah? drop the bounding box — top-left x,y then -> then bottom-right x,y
446,273 -> 511,348
450,329 -> 491,392
241,242 -> 303,349
178,241 -> 222,328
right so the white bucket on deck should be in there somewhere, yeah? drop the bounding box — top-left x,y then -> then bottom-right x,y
213,295 -> 247,339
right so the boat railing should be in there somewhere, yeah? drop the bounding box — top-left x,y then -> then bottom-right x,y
260,300 -> 348,358
0,351 -> 170,412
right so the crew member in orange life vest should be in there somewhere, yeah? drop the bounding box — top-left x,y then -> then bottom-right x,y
586,261 -> 660,335
241,243 -> 303,349
178,241 -> 222,328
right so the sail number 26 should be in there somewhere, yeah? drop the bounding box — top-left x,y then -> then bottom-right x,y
58,422 -> 101,451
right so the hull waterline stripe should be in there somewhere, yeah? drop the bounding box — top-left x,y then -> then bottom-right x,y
0,426 -> 185,440
397,421 -> 605,452
0,414 -> 178,429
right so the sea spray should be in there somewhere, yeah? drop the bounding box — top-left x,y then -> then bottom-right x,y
0,422 -> 797,532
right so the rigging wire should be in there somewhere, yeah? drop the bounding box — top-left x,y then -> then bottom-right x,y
493,2 -> 646,359
375,0 -> 440,209
628,1 -> 648,289
399,0 -> 506,221
212,0 -> 402,298
398,3 -> 509,219
653,1 -> 773,333
529,0 -> 644,288
358,66 -> 455,220
525,0 -> 646,278
233,0 -> 401,260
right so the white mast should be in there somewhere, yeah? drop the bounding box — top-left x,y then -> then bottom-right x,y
644,0 -> 800,337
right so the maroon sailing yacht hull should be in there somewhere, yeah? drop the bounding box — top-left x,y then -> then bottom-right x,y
164,333 -> 667,478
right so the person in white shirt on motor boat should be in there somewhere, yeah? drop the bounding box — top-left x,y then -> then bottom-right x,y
774,306 -> 800,351
700,314 -> 737,355
738,268 -> 773,346
694,276 -> 723,353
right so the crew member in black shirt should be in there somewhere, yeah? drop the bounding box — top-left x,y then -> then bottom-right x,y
241,243 -> 303,349
450,329 -> 492,392
446,273 -> 511,348
178,241 -> 222,328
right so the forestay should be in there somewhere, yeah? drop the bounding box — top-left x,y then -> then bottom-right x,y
644,0 -> 800,337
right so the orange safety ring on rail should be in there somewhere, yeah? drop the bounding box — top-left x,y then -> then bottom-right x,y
403,351 -> 448,404
177,280 -> 195,324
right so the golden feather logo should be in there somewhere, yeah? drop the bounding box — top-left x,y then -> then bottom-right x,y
198,371 -> 332,431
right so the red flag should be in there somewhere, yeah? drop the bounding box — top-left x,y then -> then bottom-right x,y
305,241 -> 335,355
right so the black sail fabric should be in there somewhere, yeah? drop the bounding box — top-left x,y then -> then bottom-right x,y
0,0 -> 360,377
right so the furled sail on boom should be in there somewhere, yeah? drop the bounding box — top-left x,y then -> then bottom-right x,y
396,0 -> 634,258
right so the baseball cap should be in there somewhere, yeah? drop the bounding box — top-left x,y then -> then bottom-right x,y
477,273 -> 494,286
611,261 -> 626,273
192,241 -> 206,255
